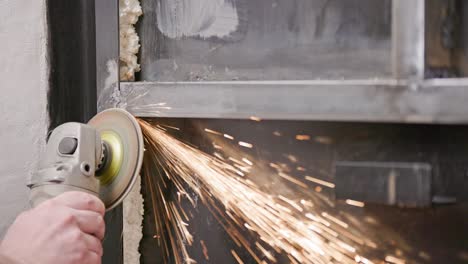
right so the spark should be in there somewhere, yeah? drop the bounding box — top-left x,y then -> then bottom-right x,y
321,212 -> 349,228
205,128 -> 222,135
278,172 -> 308,188
213,152 -> 225,160
300,199 -> 314,208
305,176 -> 336,188
238,141 -> 253,148
244,223 -> 254,230
200,240 -> 209,260
234,164 -> 251,173
355,255 -> 374,264
160,124 -> 180,131
242,158 -> 253,166
273,131 -> 282,136
138,119 -> 401,264
255,242 -> 276,263
156,125 -> 167,131
278,195 -> 303,212
231,250 -> 244,264
346,199 -> 365,208
385,255 -> 406,264
296,134 -> 311,141
213,143 -> 223,149
297,166 -> 306,171
224,134 -> 234,140
269,162 -> 280,170
250,116 -> 262,122
228,157 -> 244,166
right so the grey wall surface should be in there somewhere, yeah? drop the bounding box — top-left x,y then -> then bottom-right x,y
0,0 -> 48,235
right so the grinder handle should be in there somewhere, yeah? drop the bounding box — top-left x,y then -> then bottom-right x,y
28,122 -> 102,208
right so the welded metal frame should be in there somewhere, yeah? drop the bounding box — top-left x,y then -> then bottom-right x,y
109,0 -> 468,124
90,2 -> 468,262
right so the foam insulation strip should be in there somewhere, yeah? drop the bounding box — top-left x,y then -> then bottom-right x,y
120,0 -> 142,81
121,1 -> 144,262
123,175 -> 144,264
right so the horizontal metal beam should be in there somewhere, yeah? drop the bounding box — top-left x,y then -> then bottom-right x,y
120,80 -> 468,124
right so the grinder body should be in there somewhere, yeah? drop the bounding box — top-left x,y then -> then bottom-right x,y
28,123 -> 102,206
28,108 -> 144,211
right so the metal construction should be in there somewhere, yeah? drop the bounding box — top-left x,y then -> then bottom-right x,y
112,0 -> 468,124
88,0 -> 468,263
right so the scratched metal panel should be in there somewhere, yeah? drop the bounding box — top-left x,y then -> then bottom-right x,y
138,0 -> 392,81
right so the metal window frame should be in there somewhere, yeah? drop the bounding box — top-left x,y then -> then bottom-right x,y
90,1 -> 468,262
98,0 -> 468,124
120,79 -> 468,123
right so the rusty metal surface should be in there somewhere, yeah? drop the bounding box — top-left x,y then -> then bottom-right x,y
426,0 -> 468,78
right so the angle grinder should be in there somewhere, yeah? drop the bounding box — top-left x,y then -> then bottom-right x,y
28,108 -> 144,211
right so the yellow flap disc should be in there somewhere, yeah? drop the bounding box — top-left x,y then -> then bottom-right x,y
88,108 -> 143,210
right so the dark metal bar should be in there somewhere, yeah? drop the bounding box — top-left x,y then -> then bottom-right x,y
46,1 -> 122,263
47,0 -> 97,130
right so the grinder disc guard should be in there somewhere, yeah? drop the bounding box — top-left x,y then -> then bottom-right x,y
88,108 -> 144,210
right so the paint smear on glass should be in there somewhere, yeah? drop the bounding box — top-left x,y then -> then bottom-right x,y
157,0 -> 240,39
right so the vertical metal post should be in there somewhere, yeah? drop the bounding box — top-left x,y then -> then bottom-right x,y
392,0 -> 425,81
95,0 -> 120,111
47,0 -> 122,263
47,0 -> 97,130
95,1 -> 123,263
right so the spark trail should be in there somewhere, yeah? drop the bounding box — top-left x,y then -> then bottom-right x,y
139,119 -> 390,264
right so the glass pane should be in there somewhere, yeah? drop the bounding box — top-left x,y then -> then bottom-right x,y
138,0 -> 392,81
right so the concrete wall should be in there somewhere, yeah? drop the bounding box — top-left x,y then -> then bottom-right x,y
0,0 -> 48,235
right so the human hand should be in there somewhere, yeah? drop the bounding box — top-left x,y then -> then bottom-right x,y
0,191 -> 105,264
